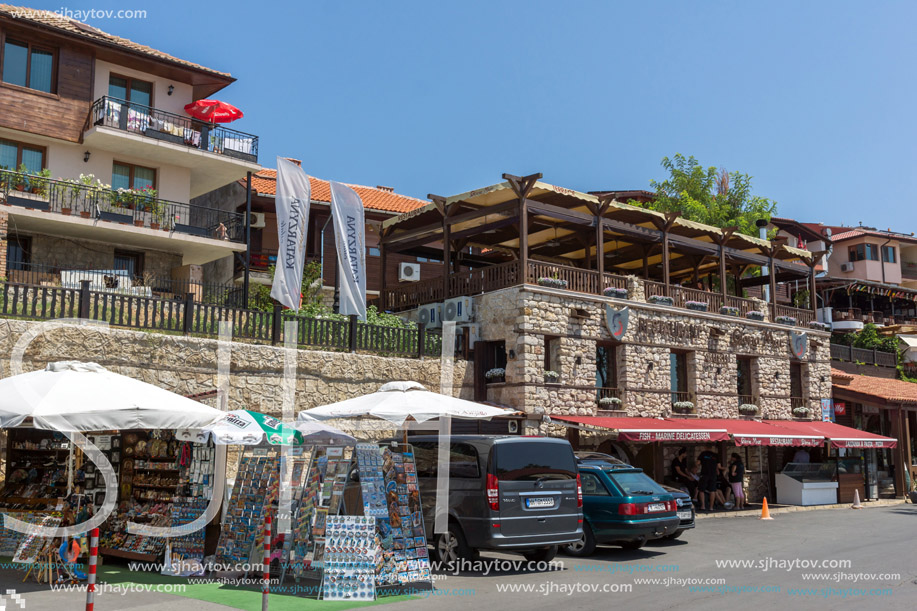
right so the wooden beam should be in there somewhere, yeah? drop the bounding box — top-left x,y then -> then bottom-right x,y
525,199 -> 596,227
379,243 -> 388,310
445,199 -> 518,227
504,173 -> 541,281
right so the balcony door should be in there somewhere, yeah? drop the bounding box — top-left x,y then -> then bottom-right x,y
108,75 -> 152,108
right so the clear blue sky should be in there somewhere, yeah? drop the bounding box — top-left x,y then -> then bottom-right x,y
28,0 -> 917,230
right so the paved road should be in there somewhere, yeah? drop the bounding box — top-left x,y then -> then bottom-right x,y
2,504 -> 915,610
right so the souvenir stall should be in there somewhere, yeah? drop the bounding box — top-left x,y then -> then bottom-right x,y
0,362 -> 226,572
296,381 -> 510,600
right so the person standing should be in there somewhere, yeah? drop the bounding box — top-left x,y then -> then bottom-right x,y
728,453 -> 746,510
697,444 -> 722,512
671,447 -> 696,498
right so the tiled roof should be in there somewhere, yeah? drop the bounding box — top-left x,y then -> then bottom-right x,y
0,4 -> 231,78
830,230 -> 866,242
830,368 -> 855,381
247,169 -> 428,214
833,370 -> 917,404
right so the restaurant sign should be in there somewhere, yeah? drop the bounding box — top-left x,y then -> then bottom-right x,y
604,305 -> 630,340
733,435 -> 823,447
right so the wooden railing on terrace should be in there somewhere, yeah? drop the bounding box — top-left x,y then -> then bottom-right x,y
830,343 -> 897,368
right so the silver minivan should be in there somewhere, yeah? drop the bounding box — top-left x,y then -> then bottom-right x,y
409,435 -> 583,563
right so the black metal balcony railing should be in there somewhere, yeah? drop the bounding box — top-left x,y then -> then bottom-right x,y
4,261 -> 243,305
89,96 -> 258,163
0,169 -> 245,242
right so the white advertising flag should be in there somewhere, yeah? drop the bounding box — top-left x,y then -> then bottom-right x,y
270,157 -> 311,310
329,181 -> 367,319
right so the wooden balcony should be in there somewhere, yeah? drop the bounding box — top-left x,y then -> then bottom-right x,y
382,259 -> 815,327
830,343 -> 897,368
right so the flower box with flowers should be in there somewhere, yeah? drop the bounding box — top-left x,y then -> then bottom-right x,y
685,300 -> 708,312
672,401 -> 695,414
746,311 -> 765,321
720,306 -> 740,317
808,321 -> 831,332
537,277 -> 568,289
544,370 -> 560,384
792,406 -> 810,418
738,404 -> 759,416
598,396 -> 622,408
603,287 -> 628,299
485,368 -> 506,384
775,315 -> 797,326
648,295 -> 674,307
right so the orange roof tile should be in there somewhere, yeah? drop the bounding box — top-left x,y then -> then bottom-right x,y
0,4 -> 231,78
247,168 -> 428,214
833,371 -> 917,404
831,368 -> 855,381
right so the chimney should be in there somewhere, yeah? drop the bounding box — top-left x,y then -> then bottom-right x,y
283,158 -> 303,167
376,185 -> 394,193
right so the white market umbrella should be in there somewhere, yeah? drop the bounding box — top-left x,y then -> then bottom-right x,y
0,361 -> 227,431
294,414 -> 356,446
176,409 -> 304,446
299,381 -> 512,426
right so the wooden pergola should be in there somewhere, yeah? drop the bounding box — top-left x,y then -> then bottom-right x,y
379,172 -> 818,320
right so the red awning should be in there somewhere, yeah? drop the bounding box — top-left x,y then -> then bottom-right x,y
551,416 -> 730,442
765,420 -> 898,449
689,418 -> 824,447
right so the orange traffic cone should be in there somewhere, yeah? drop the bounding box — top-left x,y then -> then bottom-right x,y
760,497 -> 774,520
851,489 -> 864,509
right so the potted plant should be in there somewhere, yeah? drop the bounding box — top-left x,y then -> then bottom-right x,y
672,401 -> 695,414
720,306 -> 740,316
775,315 -> 797,326
648,295 -> 674,306
746,310 -> 765,321
0,167 -> 9,190
685,300 -> 708,312
739,403 -> 759,416
485,367 -> 506,384
13,164 -> 28,191
544,370 -> 560,384
537,276 -> 568,289
31,168 -> 51,198
603,287 -> 628,299
598,396 -> 622,409
808,321 -> 831,332
792,406 -> 810,418
148,198 -> 163,230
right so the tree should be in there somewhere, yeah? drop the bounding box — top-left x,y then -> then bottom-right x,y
633,154 -> 778,237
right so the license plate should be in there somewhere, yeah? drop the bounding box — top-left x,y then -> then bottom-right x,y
647,503 -> 666,512
677,510 -> 692,520
525,497 -> 554,508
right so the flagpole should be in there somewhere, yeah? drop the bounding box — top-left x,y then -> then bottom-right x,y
244,171 -> 253,307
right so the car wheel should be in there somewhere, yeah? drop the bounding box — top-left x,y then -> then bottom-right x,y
522,545 -> 558,563
619,539 -> 645,551
664,529 -> 684,540
562,523 -> 597,557
432,524 -> 474,565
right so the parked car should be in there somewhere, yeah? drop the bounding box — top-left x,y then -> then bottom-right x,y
575,452 -> 694,540
407,435 -> 583,564
563,458 -> 679,556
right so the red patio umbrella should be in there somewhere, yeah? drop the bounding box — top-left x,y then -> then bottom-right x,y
183,99 -> 244,123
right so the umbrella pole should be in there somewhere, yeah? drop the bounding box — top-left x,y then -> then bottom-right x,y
67,441 -> 74,496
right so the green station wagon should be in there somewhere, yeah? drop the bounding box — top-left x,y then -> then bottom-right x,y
564,463 -> 679,556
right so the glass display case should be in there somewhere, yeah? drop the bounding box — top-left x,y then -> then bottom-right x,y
776,462 -> 839,506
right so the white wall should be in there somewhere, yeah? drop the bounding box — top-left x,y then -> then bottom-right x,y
46,140 -> 192,204
92,60 -> 194,115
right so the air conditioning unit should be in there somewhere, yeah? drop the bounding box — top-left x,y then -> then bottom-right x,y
399,262 -> 421,282
443,296 -> 474,322
840,262 -> 855,272
249,212 -> 266,228
417,303 -> 442,328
